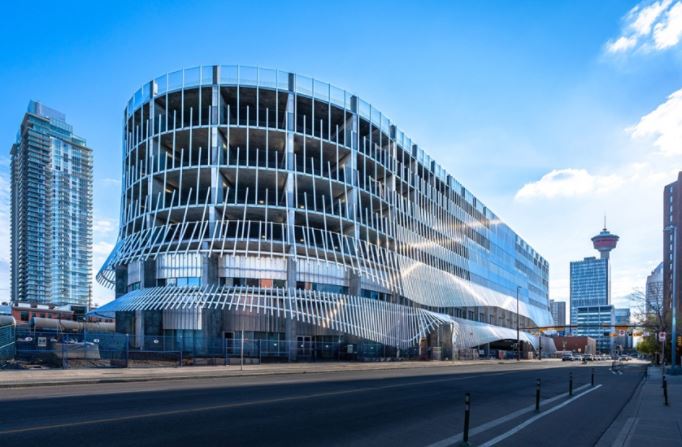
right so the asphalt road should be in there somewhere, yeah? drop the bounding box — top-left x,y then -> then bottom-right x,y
0,361 -> 645,447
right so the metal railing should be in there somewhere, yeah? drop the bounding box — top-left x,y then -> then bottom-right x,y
0,323 -> 15,362
13,329 -> 419,369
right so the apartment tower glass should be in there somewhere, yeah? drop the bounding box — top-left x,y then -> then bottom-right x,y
10,101 -> 93,306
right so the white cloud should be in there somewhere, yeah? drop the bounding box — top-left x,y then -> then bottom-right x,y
628,88 -> 682,155
653,1 -> 682,48
101,177 -> 121,187
632,0 -> 672,35
515,168 -> 624,201
605,0 -> 682,53
606,36 -> 638,53
93,240 -> 114,257
93,217 -> 117,236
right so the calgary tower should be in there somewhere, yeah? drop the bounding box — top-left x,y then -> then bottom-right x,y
591,220 -> 619,260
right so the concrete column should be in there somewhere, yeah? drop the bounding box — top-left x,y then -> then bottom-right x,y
207,82 -> 221,252
344,96 -> 362,296
134,310 -> 144,349
143,259 -> 156,288
115,265 -> 128,298
202,254 -> 219,286
285,74 -> 297,361
347,95 -> 360,242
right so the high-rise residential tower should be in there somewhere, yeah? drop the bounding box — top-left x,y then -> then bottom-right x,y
664,173 -> 682,327
570,226 -> 619,352
10,101 -> 93,306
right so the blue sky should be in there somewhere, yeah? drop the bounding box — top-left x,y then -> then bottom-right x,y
1,1 -> 681,311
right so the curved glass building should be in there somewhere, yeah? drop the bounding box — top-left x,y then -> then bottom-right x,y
96,65 -> 554,359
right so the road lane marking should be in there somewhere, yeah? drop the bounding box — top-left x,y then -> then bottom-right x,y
0,370 -> 517,435
478,385 -> 603,447
427,384 -> 591,447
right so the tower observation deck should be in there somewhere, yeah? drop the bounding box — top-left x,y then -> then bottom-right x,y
591,226 -> 619,260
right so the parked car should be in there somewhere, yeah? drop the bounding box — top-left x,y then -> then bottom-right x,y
584,354 -> 595,361
562,353 -> 574,361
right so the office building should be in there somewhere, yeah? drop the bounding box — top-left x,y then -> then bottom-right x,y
570,226 -> 619,352
10,101 -> 93,306
549,299 -> 566,331
646,262 -> 664,317
93,65 -> 554,359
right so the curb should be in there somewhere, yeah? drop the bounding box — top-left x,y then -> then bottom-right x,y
0,360 -> 563,389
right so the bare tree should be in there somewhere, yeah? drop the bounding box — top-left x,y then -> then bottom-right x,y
626,287 -> 669,361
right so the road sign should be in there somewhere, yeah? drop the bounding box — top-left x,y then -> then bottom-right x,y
659,331 -> 667,342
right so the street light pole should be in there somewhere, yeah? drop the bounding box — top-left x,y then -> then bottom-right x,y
666,225 -> 678,369
517,286 -> 521,362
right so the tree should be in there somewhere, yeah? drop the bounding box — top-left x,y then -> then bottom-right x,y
636,337 -> 657,355
626,288 -> 670,362
627,288 -> 667,333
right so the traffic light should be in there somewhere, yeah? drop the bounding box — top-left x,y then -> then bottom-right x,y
677,336 -> 682,345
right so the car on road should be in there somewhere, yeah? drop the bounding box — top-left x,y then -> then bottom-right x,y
584,354 -> 595,361
562,353 -> 575,361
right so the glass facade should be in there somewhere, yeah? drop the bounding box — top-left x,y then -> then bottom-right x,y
549,299 -> 566,328
570,257 -> 609,312
570,256 -> 613,351
646,262 -> 663,316
96,66 -> 553,353
573,305 -> 614,353
10,101 -> 93,306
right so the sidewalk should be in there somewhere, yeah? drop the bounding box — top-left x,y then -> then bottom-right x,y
0,358 -> 561,388
597,366 -> 682,446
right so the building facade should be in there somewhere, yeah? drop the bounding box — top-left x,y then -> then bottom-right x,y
10,101 -> 93,306
614,307 -> 632,351
664,173 -> 682,329
95,66 -> 554,358
551,335 -> 596,355
570,227 -> 619,353
570,257 -> 609,313
549,299 -> 566,330
646,262 -> 664,317
572,305 -> 614,353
